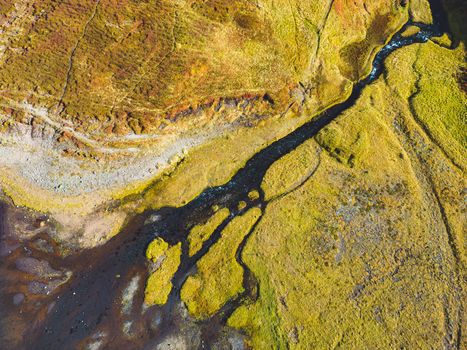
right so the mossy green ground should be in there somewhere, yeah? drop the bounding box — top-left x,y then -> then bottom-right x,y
409,0 -> 433,24
187,208 -> 230,257
227,41 -> 465,349
145,239 -> 181,305
411,44 -> 466,167
261,138 -> 321,201
138,8 -> 464,348
181,208 -> 261,319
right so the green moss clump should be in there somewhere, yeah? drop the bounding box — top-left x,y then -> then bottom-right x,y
188,208 -> 230,257
430,34 -> 452,47
411,42 -> 466,167
248,190 -> 260,200
409,0 -> 433,24
181,208 -> 261,319
315,126 -> 368,168
261,138 -> 320,201
145,240 -> 181,305
146,237 -> 169,261
401,25 -> 420,37
228,44 -> 465,347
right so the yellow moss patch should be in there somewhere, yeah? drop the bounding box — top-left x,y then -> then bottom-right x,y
385,41 -> 466,169
138,111 -> 309,211
315,123 -> 369,168
412,42 -> 466,167
430,33 -> 452,47
181,208 -> 261,319
228,265 -> 288,349
335,7 -> 408,82
248,190 -> 260,201
188,208 -> 230,257
384,41 -> 466,266
237,201 -> 247,211
145,241 -> 181,306
262,138 -> 321,201
146,238 -> 169,261
409,0 -> 433,24
229,51 -> 465,348
401,25 -> 420,37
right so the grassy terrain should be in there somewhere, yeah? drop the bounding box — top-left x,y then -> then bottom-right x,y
409,0 -> 433,23
181,208 -> 261,319
145,239 -> 182,305
261,138 -> 321,201
227,41 -> 465,348
412,43 -> 466,168
188,208 -> 230,257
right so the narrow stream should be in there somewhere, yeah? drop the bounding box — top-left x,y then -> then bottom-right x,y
0,1 -> 453,349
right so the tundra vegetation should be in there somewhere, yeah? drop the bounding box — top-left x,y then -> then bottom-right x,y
0,0 -> 465,349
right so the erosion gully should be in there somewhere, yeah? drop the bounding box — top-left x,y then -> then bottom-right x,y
0,1 -> 452,349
